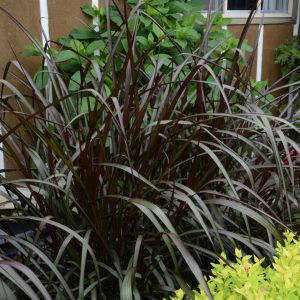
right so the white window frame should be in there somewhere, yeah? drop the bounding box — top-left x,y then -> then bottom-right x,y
224,0 -> 293,18
203,0 -> 298,24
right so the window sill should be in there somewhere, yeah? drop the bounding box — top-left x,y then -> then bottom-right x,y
226,16 -> 296,25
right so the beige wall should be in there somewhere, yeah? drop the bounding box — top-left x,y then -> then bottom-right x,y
263,24 -> 293,85
228,23 -> 294,84
48,0 -> 90,41
0,1 -> 42,178
228,24 -> 259,79
0,1 -> 41,74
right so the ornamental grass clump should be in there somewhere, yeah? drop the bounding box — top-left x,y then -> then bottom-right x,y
167,231 -> 300,299
0,0 -> 299,299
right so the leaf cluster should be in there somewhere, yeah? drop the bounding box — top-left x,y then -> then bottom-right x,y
275,36 -> 300,83
168,231 -> 300,299
24,1 -> 251,92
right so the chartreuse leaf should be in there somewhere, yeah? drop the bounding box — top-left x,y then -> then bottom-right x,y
167,231 -> 300,300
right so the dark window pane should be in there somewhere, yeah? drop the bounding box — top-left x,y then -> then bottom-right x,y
228,0 -> 258,10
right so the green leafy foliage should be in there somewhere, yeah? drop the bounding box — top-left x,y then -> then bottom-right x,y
81,3 -> 98,17
275,36 -> 300,82
167,231 -> 300,299
24,1 -> 252,94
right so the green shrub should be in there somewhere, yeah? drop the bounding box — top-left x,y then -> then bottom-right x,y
167,231 -> 300,299
24,1 -> 251,92
275,36 -> 300,83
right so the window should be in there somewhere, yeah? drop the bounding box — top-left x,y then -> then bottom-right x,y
202,0 -> 293,18
260,0 -> 289,13
227,0 -> 289,13
228,0 -> 258,10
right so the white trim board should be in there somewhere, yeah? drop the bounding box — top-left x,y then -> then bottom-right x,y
39,0 -> 50,46
256,24 -> 264,82
202,0 -> 296,24
225,0 -> 294,16
293,0 -> 300,35
92,0 -> 100,56
288,0 -> 300,117
92,0 -> 99,29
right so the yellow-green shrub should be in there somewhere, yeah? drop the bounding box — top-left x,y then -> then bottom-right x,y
167,231 -> 300,299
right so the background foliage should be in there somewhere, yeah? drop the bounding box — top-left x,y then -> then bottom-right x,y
24,1 -> 251,93
275,36 -> 300,83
